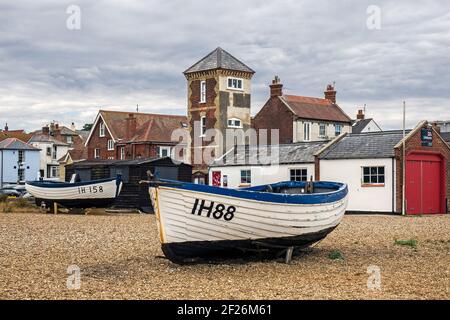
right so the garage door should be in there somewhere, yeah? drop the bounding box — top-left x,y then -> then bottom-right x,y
405,153 -> 443,214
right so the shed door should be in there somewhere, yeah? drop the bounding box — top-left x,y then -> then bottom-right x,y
405,154 -> 442,214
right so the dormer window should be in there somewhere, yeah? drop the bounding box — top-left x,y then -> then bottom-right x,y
228,118 -> 242,128
99,122 -> 106,137
200,80 -> 206,103
227,77 -> 243,90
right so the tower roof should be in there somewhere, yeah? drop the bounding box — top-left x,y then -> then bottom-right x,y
184,47 -> 255,74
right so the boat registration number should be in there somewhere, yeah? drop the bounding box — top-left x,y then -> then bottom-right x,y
77,186 -> 104,194
191,199 -> 236,221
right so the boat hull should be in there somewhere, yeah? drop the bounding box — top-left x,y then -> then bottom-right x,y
150,181 -> 348,263
26,177 -> 123,209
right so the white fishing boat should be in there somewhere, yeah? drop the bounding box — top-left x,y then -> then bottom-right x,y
25,176 -> 123,209
147,179 -> 348,263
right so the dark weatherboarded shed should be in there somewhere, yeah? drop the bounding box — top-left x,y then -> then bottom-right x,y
65,157 -> 192,212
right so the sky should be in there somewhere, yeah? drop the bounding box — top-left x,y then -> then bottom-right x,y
1,0 -> 449,132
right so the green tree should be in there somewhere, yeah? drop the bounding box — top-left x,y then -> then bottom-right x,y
82,123 -> 93,131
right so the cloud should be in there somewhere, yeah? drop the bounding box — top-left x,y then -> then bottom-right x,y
0,0 -> 449,131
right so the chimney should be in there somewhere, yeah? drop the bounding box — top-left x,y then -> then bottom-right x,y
42,126 -> 50,135
70,122 -> 76,131
356,109 -> 365,120
269,76 -> 283,97
324,83 -> 336,104
4,123 -> 8,132
126,113 -> 137,139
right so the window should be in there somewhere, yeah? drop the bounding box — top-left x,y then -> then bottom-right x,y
107,139 -> 114,151
335,124 -> 342,136
18,169 -> 25,182
99,122 -> 105,137
240,170 -> 251,185
94,148 -> 100,159
52,146 -> 57,160
120,147 -> 125,160
362,166 -> 385,185
319,123 -> 326,138
228,118 -> 242,128
47,166 -> 59,178
227,77 -> 243,90
66,135 -> 73,144
303,122 -> 311,141
200,80 -> 206,103
46,147 -> 51,156
200,116 -> 206,137
158,146 -> 171,158
290,169 -> 308,182
18,150 -> 25,163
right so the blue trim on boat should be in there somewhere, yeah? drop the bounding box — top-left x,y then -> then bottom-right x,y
26,177 -> 118,189
154,179 -> 348,205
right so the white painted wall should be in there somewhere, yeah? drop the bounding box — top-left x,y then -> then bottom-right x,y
29,142 -> 70,180
293,120 -> 351,142
209,163 -> 316,188
357,119 -> 382,133
320,158 -> 395,212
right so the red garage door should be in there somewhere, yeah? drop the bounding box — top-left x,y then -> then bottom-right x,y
405,153 -> 444,214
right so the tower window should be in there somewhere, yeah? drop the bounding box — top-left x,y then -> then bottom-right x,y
227,77 -> 243,90
200,80 -> 206,103
200,116 -> 206,137
228,118 -> 242,128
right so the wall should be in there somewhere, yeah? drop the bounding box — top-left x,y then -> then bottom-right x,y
320,158 -> 395,212
29,141 -> 69,179
0,149 -> 40,183
359,119 -> 382,133
208,163 -> 315,188
294,120 -> 351,142
86,117 -> 115,160
252,97 -> 294,144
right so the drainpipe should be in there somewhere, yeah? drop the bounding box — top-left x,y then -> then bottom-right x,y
402,101 -> 406,216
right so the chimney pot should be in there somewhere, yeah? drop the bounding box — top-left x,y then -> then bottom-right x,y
356,109 -> 365,120
324,83 -> 337,104
269,76 -> 283,97
4,123 -> 8,132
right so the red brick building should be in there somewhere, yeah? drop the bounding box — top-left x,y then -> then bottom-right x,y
84,110 -> 188,161
253,78 -> 352,144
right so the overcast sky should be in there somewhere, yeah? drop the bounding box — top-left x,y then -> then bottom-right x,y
1,0 -> 449,131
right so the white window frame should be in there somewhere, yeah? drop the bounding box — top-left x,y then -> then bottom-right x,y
200,80 -> 206,103
290,168 -> 308,182
66,135 -> 73,144
107,139 -> 114,151
52,145 -> 57,160
335,124 -> 342,136
303,122 -> 311,141
158,146 -> 171,158
120,147 -> 125,160
49,166 -> 59,178
361,166 -> 385,186
99,122 -> 106,137
200,116 -> 206,137
94,148 -> 100,159
227,118 -> 243,128
240,169 -> 251,185
319,123 -> 326,138
227,77 -> 244,91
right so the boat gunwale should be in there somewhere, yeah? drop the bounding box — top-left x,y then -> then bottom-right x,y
25,177 -> 119,189
152,179 -> 348,205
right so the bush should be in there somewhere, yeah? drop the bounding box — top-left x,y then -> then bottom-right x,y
14,197 -> 29,208
328,250 -> 343,260
394,239 -> 418,249
2,205 -> 13,213
0,194 -> 8,203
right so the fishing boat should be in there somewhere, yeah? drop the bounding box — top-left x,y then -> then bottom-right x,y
147,179 -> 348,263
25,175 -> 123,209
